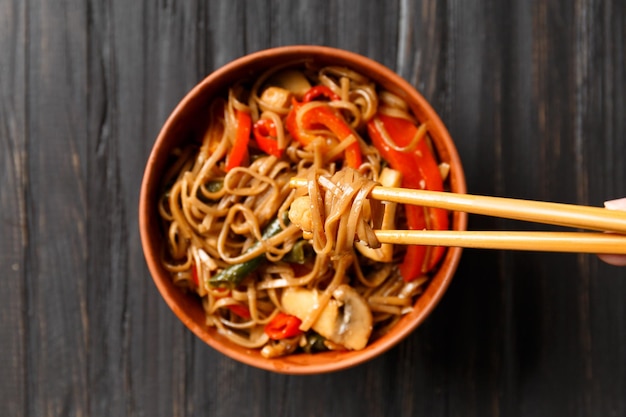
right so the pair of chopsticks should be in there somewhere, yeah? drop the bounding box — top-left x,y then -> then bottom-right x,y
289,178 -> 626,254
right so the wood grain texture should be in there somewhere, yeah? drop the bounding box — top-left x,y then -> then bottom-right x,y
0,0 -> 624,416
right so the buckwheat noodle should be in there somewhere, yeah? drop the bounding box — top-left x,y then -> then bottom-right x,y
158,63 -> 447,357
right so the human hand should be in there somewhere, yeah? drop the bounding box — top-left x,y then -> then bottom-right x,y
598,198 -> 626,266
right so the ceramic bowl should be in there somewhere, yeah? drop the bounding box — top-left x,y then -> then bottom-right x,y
139,45 -> 467,374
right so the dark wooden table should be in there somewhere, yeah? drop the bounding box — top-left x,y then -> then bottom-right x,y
2,1 -> 625,416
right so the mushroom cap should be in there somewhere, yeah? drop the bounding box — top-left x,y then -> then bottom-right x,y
281,285 -> 373,350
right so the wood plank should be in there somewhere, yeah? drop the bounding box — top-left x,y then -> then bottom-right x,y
0,1 -> 28,416
17,0 -> 90,416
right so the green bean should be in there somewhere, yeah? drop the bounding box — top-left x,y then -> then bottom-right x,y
209,215 -> 289,288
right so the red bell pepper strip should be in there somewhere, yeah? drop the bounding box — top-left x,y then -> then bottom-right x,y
264,312 -> 303,340
191,263 -> 200,286
253,118 -> 283,157
224,303 -> 251,319
285,98 -> 362,168
225,109 -> 252,171
213,287 -> 251,319
302,85 -> 341,102
285,99 -> 320,146
367,114 -> 449,280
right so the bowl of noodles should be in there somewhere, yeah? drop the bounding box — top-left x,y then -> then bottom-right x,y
139,45 -> 467,374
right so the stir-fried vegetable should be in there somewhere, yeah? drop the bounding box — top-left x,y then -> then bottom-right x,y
285,87 -> 363,168
283,240 -> 314,264
301,332 -> 329,353
264,312 -> 303,340
225,109 -> 252,171
253,118 -> 283,157
367,114 -> 449,280
191,267 -> 251,317
209,215 -> 290,288
302,85 -> 341,102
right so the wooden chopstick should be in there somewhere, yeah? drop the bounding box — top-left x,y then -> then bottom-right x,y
290,178 -> 626,234
374,230 -> 626,254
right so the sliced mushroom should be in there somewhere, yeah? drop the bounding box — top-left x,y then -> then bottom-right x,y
281,284 -> 373,350
264,69 -> 312,99
259,86 -> 293,110
330,285 -> 374,350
